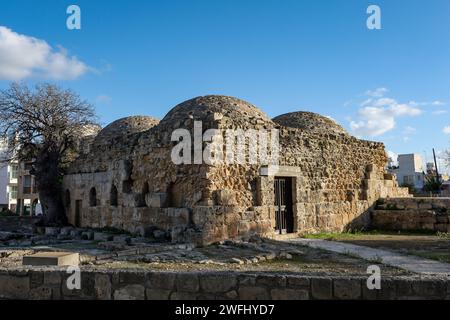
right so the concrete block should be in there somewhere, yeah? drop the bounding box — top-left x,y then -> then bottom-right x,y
23,252 -> 79,266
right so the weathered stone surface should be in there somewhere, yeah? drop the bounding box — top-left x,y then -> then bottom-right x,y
145,288 -> 171,300
61,95 -> 410,245
372,198 -> 450,233
29,286 -> 53,300
271,288 -> 309,300
0,274 -> 30,299
176,273 -> 199,292
113,284 -> 145,300
333,279 -> 362,300
311,278 -> 333,300
95,274 -> 111,300
199,274 -> 237,293
238,286 -> 270,300
146,273 -> 176,290
256,275 -> 286,288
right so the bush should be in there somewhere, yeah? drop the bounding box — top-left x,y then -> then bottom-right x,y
424,176 -> 442,193
0,208 -> 17,217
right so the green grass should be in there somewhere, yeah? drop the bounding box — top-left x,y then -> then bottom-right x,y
303,229 -> 440,241
408,251 -> 450,263
302,230 -> 384,241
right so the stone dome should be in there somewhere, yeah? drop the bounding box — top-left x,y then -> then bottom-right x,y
94,116 -> 159,145
160,95 -> 274,129
273,111 -> 347,135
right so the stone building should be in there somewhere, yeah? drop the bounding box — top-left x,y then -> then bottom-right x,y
62,95 -> 410,245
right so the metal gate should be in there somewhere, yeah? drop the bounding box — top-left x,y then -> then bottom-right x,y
274,177 -> 293,234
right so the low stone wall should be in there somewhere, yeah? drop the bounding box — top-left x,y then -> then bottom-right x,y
0,268 -> 448,300
372,198 -> 450,232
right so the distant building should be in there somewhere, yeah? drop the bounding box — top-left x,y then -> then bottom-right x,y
16,161 -> 41,216
425,161 -> 449,182
0,139 -> 41,215
389,154 -> 425,190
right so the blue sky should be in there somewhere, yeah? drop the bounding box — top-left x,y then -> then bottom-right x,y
0,0 -> 449,170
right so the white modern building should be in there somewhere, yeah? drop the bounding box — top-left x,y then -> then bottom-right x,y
0,139 -> 39,214
389,154 -> 425,191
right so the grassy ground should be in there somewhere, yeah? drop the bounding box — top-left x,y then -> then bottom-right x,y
303,230 -> 450,263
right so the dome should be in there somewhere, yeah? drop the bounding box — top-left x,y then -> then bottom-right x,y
273,111 -> 347,135
94,116 -> 159,145
160,95 -> 274,129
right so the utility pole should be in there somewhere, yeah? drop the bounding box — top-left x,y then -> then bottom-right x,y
433,148 -> 439,180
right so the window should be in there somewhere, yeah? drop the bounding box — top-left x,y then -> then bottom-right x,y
24,162 -> 32,171
9,165 -> 18,180
135,182 -> 149,207
110,185 -> 118,206
23,175 -> 32,194
9,186 -> 18,199
65,190 -> 71,208
403,175 -> 414,184
89,187 -> 97,207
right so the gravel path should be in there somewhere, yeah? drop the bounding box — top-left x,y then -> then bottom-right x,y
289,238 -> 450,275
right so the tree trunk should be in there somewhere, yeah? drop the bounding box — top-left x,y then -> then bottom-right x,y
33,151 -> 68,226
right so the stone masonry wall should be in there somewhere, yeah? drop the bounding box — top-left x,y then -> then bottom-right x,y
0,268 -> 448,300
372,198 -> 450,232
63,96 -> 411,245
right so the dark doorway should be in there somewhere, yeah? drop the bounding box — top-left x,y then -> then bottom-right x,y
274,177 -> 294,234
75,200 -> 82,227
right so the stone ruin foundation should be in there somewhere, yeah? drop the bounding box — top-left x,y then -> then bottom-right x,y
62,95 -> 410,245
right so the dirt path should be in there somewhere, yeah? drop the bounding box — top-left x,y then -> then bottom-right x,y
289,238 -> 450,275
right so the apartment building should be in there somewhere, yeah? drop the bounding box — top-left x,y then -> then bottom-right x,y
389,154 -> 425,191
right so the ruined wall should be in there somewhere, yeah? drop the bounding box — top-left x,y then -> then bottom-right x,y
372,197 -> 450,232
1,268 -> 449,300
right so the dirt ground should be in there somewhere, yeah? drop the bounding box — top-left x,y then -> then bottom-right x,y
0,240 -> 410,277
305,231 -> 450,263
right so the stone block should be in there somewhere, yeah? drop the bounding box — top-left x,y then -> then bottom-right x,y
29,286 -> 53,300
0,274 -> 30,299
238,286 -> 270,300
44,272 -> 62,285
333,279 -> 361,300
255,275 -> 286,288
311,278 -> 332,299
81,231 -> 94,240
23,252 -> 79,266
199,274 -> 237,293
287,276 -> 310,289
94,232 -> 113,241
147,193 -> 168,208
271,288 -> 309,300
60,227 -> 74,236
113,284 -> 145,300
176,274 -> 199,292
45,227 -> 60,236
214,189 -> 237,206
170,291 -> 196,300
145,288 -> 171,300
95,273 -> 112,300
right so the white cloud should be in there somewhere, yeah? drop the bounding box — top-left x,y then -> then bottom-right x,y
432,110 -> 448,115
365,87 -> 388,98
443,126 -> 450,134
0,26 -> 88,80
349,88 -> 422,137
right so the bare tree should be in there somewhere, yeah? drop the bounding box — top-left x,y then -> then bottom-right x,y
0,83 -> 97,225
445,149 -> 450,169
